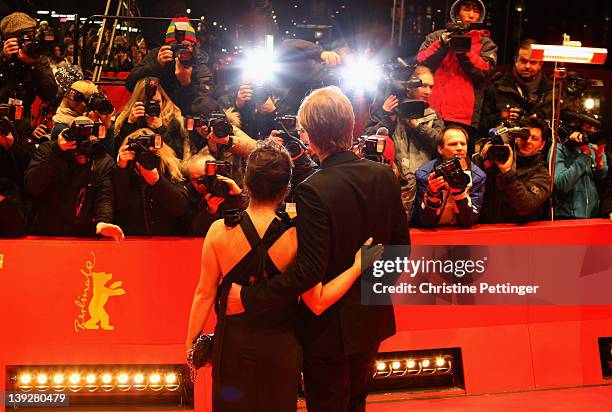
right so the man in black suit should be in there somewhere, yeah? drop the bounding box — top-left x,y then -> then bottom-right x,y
226,86 -> 410,411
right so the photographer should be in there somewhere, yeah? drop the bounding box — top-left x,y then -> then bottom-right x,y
51,80 -> 114,156
233,84 -> 279,140
416,0 -> 497,133
125,17 -> 216,116
190,110 -> 258,187
553,126 -> 608,219
114,77 -> 188,158
24,116 -> 123,239
181,151 -> 248,236
365,65 -> 444,213
113,128 -> 188,236
477,117 -> 551,223
0,117 -> 30,237
480,39 -> 552,133
0,12 -> 58,137
412,125 -> 486,228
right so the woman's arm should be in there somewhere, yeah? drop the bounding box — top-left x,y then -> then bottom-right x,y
185,225 -> 223,351
301,238 -> 381,315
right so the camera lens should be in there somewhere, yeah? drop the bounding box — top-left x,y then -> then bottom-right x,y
137,151 -> 160,170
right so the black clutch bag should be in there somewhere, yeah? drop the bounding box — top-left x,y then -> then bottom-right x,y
187,333 -> 214,381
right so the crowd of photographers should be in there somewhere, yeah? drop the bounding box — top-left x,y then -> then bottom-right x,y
1,0 -> 611,239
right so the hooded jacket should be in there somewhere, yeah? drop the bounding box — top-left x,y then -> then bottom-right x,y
478,152 -> 551,223
553,144 -> 608,219
417,0 -> 497,128
480,69 -> 553,134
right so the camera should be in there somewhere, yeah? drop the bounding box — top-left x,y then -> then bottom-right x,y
86,92 -> 114,115
483,124 -> 512,163
127,133 -> 163,170
398,99 -> 427,119
207,113 -> 233,138
144,77 -> 161,117
223,208 -> 242,227
361,136 -> 389,164
0,103 -> 24,135
434,157 -> 470,190
251,83 -> 271,105
40,30 -> 55,43
197,160 -> 231,198
445,20 -> 483,53
383,58 -> 423,98
65,89 -> 114,115
64,118 -> 107,159
171,43 -> 196,67
186,112 -> 233,138
274,115 -> 307,160
559,111 -> 605,147
17,33 -> 42,59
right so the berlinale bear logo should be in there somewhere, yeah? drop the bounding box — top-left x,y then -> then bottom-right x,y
74,252 -> 126,332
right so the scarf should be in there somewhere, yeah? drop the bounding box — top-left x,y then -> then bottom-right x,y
52,105 -> 80,126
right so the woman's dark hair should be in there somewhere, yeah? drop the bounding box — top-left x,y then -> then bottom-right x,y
245,139 -> 293,202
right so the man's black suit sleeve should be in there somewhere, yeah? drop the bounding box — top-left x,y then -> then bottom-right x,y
240,181 -> 330,312
390,172 -> 411,246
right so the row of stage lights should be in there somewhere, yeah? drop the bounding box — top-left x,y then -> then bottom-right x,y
14,369 -> 181,392
374,356 -> 452,378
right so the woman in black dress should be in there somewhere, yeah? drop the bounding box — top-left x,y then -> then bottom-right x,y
186,140 -> 375,411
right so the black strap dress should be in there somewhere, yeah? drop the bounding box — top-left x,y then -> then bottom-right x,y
211,212 -> 300,411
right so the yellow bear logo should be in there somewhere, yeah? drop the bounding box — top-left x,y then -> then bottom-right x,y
83,271 -> 126,330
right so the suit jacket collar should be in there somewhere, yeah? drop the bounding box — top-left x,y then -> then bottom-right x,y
320,150 -> 359,169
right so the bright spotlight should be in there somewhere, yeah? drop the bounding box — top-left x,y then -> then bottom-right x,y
241,48 -> 277,83
165,373 -> 177,384
20,374 -> 32,385
149,374 -> 161,384
339,55 -> 382,94
584,98 -> 595,110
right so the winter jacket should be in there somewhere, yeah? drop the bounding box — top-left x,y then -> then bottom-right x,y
0,53 -> 58,115
480,70 -> 553,133
25,141 -> 115,236
417,0 -> 497,129
125,46 -> 217,116
478,152 -> 551,223
0,140 -> 32,237
553,144 -> 608,219
412,158 -> 486,228
365,106 -> 444,211
599,154 -> 612,218
112,167 -> 188,236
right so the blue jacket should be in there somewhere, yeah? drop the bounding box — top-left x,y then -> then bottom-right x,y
412,158 -> 486,228
553,144 -> 608,219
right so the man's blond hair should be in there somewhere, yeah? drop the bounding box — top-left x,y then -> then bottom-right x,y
298,86 -> 355,155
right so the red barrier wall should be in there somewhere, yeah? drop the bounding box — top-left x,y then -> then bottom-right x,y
1,219 -> 611,411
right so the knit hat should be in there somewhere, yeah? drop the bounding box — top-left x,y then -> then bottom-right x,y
449,0 -> 486,23
54,65 -> 84,94
0,12 -> 37,37
165,17 -> 196,44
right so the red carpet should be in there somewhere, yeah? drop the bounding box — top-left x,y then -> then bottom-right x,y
359,385 -> 612,411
